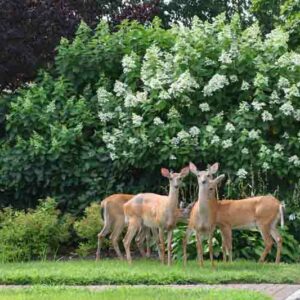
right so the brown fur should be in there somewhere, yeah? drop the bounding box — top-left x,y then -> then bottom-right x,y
96,194 -> 154,260
215,195 -> 283,263
123,167 -> 189,265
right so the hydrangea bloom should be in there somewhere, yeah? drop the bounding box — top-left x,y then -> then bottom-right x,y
262,110 -> 273,121
241,80 -> 250,91
222,138 -> 233,149
203,74 -> 229,97
211,135 -> 220,145
199,102 -> 210,112
132,114 -> 143,126
168,70 -> 199,96
122,52 -> 137,73
248,129 -> 260,140
218,50 -> 232,64
279,101 -> 294,116
189,126 -> 200,137
252,101 -> 266,111
237,168 -> 248,179
241,148 -> 249,155
288,155 -> 300,167
225,122 -> 235,132
153,117 -> 164,125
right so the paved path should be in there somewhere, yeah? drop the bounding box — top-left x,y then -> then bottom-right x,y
1,284 -> 300,300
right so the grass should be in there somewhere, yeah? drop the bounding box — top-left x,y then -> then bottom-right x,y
0,286 -> 271,300
0,259 -> 299,285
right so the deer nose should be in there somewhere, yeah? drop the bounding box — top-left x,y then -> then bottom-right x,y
201,180 -> 207,184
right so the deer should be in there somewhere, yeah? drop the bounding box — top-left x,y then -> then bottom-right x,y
207,177 -> 284,264
96,194 -> 155,260
183,162 -> 224,267
123,166 -> 190,265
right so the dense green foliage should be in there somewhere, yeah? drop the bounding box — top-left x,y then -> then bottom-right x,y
172,224 -> 300,263
0,286 -> 271,300
1,16 -> 300,218
0,260 -> 299,284
0,198 -> 72,262
73,202 -> 104,256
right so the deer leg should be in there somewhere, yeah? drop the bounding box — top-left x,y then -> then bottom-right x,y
123,218 -> 140,264
196,231 -> 204,267
151,228 -> 161,260
135,226 -> 146,257
145,227 -> 151,258
258,224 -> 273,263
220,228 -> 227,262
208,231 -> 215,268
159,228 -> 165,264
220,225 -> 232,262
271,227 -> 282,264
167,230 -> 173,266
96,222 -> 111,261
110,220 -> 125,260
183,228 -> 192,267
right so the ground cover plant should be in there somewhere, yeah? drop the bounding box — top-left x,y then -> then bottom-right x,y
0,286 -> 271,300
0,260 -> 299,285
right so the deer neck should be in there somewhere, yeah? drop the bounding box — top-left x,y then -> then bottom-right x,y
167,184 -> 179,211
197,187 -> 210,211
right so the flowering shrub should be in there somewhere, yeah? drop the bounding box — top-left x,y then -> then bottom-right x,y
0,16 -> 300,219
0,198 -> 72,262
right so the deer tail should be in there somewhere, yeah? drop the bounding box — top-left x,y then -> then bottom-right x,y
279,203 -> 285,229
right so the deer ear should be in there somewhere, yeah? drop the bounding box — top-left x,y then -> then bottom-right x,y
209,162 -> 219,174
161,168 -> 170,178
189,162 -> 198,175
214,174 -> 225,186
180,166 -> 190,177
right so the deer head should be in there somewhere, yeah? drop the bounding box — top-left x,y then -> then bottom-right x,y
161,166 -> 189,189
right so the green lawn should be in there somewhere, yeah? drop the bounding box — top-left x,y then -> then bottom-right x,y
0,259 -> 299,285
0,286 -> 271,300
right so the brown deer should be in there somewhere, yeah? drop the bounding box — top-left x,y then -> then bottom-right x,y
123,166 -> 190,265
96,194 -> 154,260
207,178 -> 284,263
183,162 -> 224,267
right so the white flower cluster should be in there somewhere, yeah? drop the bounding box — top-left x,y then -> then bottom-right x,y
114,81 -> 127,97
132,113 -> 143,126
248,129 -> 260,140
177,130 -> 190,140
189,126 -> 200,137
122,52 -> 137,73
237,168 -> 248,179
153,117 -> 164,125
222,138 -> 233,149
211,135 -> 220,145
225,122 -> 235,132
97,87 -> 111,105
253,73 -> 268,88
167,107 -> 180,119
218,50 -> 232,64
241,148 -> 249,155
241,80 -> 250,91
168,70 -> 199,96
98,111 -> 114,122
279,101 -> 294,116
252,101 -> 266,111
277,77 -> 290,89
265,28 -> 289,50
288,155 -> 300,167
261,110 -> 273,122
229,75 -> 238,83
124,91 -> 148,107
203,74 -> 229,97
238,101 -> 250,113
199,102 -> 210,112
